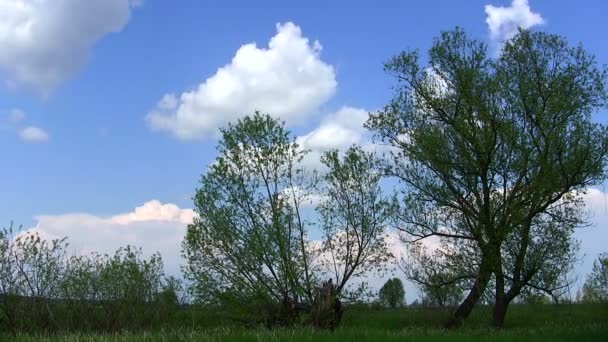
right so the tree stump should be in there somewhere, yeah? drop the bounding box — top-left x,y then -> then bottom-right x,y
310,279 -> 342,330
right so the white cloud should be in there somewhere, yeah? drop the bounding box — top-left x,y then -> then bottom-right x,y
146,22 -> 337,140
297,107 -> 368,151
19,126 -> 48,142
0,0 -> 140,95
28,200 -> 196,275
485,0 -> 544,43
296,106 -> 372,169
110,200 -> 196,225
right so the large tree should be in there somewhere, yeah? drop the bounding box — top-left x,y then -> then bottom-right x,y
183,113 -> 316,324
183,115 -> 391,327
367,28 -> 608,327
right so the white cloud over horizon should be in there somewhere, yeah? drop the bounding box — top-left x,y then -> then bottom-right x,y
19,125 -> 48,143
485,0 -> 544,44
0,0 -> 141,95
27,200 -> 195,275
146,22 -> 337,140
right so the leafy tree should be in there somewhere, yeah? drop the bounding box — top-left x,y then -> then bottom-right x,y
378,278 -> 405,308
0,224 -> 67,331
367,28 -> 608,327
311,146 -> 392,327
0,222 -> 172,333
183,112 -> 316,325
183,115 -> 393,328
581,253 -> 608,303
318,146 -> 392,294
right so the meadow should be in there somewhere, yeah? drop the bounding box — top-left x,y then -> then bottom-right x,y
8,304 -> 608,341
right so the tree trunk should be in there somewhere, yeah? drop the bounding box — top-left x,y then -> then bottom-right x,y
492,247 -> 510,328
492,273 -> 507,328
445,259 -> 492,328
311,279 -> 342,330
492,297 -> 508,328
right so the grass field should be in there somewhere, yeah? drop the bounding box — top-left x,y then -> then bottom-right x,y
7,304 -> 608,341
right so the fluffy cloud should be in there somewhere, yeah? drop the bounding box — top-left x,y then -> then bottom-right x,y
296,106 -> 373,169
19,126 -> 48,142
27,200 -> 195,275
297,107 -> 368,151
0,0 -> 140,95
485,0 -> 544,44
146,22 -> 337,140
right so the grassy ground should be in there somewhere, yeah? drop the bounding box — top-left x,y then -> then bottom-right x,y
8,304 -> 608,341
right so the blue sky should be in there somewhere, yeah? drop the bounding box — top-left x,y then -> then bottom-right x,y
1,0 -> 607,300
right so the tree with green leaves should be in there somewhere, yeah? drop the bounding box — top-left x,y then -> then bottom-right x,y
183,112 -> 317,326
313,146 -> 392,327
378,278 -> 405,308
581,253 -> 608,303
318,146 -> 393,296
367,28 -> 608,327
183,115 -> 393,328
0,222 -> 173,333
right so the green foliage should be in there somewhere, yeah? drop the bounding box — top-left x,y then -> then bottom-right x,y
183,112 -> 317,325
367,27 -> 608,326
0,223 -> 178,333
183,115 -> 393,328
581,253 -> 608,303
318,146 -> 392,294
378,278 -> 405,308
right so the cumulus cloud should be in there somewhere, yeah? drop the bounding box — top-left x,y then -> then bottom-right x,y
0,0 -> 140,95
19,126 -> 48,142
27,200 -> 196,275
297,107 -> 368,151
296,106 -> 373,169
485,0 -> 544,44
146,22 -> 337,140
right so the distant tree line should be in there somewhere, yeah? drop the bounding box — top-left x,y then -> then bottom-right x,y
0,224 -> 183,333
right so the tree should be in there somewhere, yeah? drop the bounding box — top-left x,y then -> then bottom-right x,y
0,224 -> 67,331
366,28 -> 608,327
581,253 -> 608,303
183,115 -> 392,328
312,146 -> 392,327
378,278 -> 405,308
183,112 -> 317,326
318,146 -> 392,295
0,222 -> 173,333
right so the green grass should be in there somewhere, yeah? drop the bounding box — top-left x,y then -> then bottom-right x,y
6,304 -> 608,341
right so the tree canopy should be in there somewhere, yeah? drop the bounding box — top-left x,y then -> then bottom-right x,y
378,278 -> 405,308
367,28 -> 608,327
